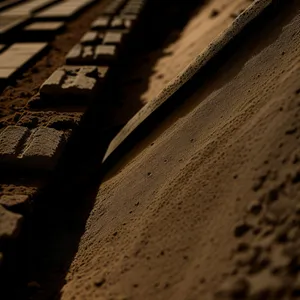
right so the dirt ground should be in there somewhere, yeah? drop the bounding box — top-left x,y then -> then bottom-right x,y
1,0 -> 300,299
58,1 -> 300,300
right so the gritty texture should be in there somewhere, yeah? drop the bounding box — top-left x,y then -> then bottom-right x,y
60,2 -> 300,300
0,126 -> 29,160
0,125 -> 67,171
40,66 -> 107,97
20,127 -> 66,171
104,0 -> 274,161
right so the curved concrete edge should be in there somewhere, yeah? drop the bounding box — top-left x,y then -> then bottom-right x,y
102,0 -> 274,164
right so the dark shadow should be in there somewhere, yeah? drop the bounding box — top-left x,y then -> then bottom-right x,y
24,93 -> 120,300
110,0 -> 209,127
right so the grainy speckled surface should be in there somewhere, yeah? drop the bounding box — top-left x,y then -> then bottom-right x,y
60,1 -> 300,300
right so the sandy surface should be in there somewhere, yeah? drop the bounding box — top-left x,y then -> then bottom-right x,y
60,1 -> 300,300
123,0 -> 252,106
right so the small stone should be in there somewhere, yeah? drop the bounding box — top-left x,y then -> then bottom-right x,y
47,114 -> 82,130
40,66 -> 108,106
260,225 -> 275,238
0,204 -> 23,240
285,127 -> 297,135
110,16 -> 133,29
247,201 -> 262,215
234,222 -> 252,237
94,278 -> 106,287
90,16 -> 110,29
210,9 -> 220,18
0,194 -> 30,212
0,126 -> 30,163
20,127 -> 67,171
65,44 -> 82,63
80,31 -> 102,45
94,45 -> 117,63
103,31 -> 124,45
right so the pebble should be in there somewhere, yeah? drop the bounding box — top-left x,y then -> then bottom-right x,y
247,200 -> 262,215
234,222 -> 252,237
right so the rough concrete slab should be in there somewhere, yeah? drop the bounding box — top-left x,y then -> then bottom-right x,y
121,10 -> 139,16
46,114 -> 82,130
110,16 -> 134,30
0,0 -> 22,13
66,44 -> 117,65
121,1 -> 144,15
118,13 -> 137,20
0,68 -> 16,80
0,125 -> 68,171
0,15 -> 28,35
0,204 -> 23,240
0,43 -> 48,69
103,0 -> 126,15
20,127 -> 66,171
0,53 -> 32,68
0,43 -> 47,88
24,21 -> 65,32
9,43 -> 48,54
122,5 -> 141,15
80,31 -> 103,45
65,44 -> 82,62
0,0 -> 59,16
0,194 -> 30,212
94,44 -> 117,63
16,111 -> 83,129
90,16 -> 110,30
0,126 -> 30,163
103,31 -> 124,45
35,0 -> 94,19
39,65 -> 109,105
